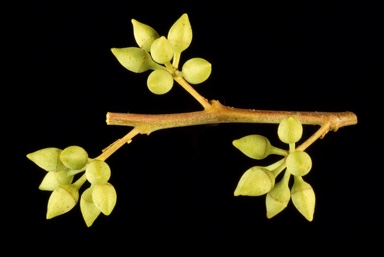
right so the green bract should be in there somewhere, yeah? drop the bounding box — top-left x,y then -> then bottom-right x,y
150,36 -> 174,64
181,58 -> 212,84
147,69 -> 174,95
278,116 -> 303,144
234,166 -> 275,196
60,145 -> 88,170
131,19 -> 159,52
111,47 -> 163,73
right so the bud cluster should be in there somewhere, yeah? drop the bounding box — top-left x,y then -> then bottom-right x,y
232,116 -> 316,221
27,145 -> 117,227
111,13 -> 212,95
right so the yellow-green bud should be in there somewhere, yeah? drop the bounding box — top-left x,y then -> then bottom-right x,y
39,170 -> 74,191
80,187 -> 101,227
181,57 -> 212,84
111,47 -> 163,73
233,134 -> 287,160
27,147 -> 67,172
286,150 -> 312,176
147,69 -> 174,95
291,176 -> 315,221
277,116 -> 303,144
234,166 -> 275,196
46,184 -> 79,219
150,36 -> 174,64
167,13 -> 192,54
60,145 -> 88,170
131,19 -> 159,52
92,182 -> 117,216
266,171 -> 291,218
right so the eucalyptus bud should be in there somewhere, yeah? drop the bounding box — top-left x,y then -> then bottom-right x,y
60,145 -> 88,170
234,166 -> 275,196
181,57 -> 212,84
266,171 -> 291,218
131,19 -> 159,52
27,147 -> 67,172
233,134 -> 287,160
147,69 -> 174,95
111,47 -> 163,73
80,187 -> 101,227
167,13 -> 192,54
39,170 -> 74,191
150,36 -> 174,64
92,182 -> 117,216
277,116 -> 303,144
286,150 -> 312,176
86,159 -> 111,185
46,184 -> 79,219
291,176 -> 315,221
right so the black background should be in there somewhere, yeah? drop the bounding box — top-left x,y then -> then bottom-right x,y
8,0 -> 380,255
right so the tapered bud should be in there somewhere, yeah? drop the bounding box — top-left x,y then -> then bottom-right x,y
277,116 -> 303,144
92,183 -> 117,216
80,187 -> 101,227
111,47 -> 163,73
27,147 -> 67,172
131,19 -> 159,52
291,176 -> 315,221
266,172 -> 291,218
60,145 -> 88,170
234,166 -> 275,196
39,170 -> 74,191
46,184 -> 79,219
167,13 -> 192,53
286,150 -> 312,176
233,134 -> 287,160
181,57 -> 211,84
150,36 -> 174,64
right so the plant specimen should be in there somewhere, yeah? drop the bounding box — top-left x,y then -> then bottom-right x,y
27,13 -> 357,227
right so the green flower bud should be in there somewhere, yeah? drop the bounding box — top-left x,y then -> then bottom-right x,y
233,134 -> 287,160
234,166 -> 275,196
86,160 -> 111,185
286,150 -> 312,176
27,147 -> 68,172
277,116 -> 303,144
150,36 -> 174,64
131,19 -> 159,52
92,182 -> 117,216
39,170 -> 74,191
291,176 -> 315,221
111,47 -> 163,73
80,187 -> 101,227
147,69 -> 174,95
46,184 -> 79,219
167,13 -> 192,54
181,57 -> 212,84
60,145 -> 88,170
266,171 -> 291,218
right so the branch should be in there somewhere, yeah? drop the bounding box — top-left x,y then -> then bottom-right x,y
106,100 -> 357,135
